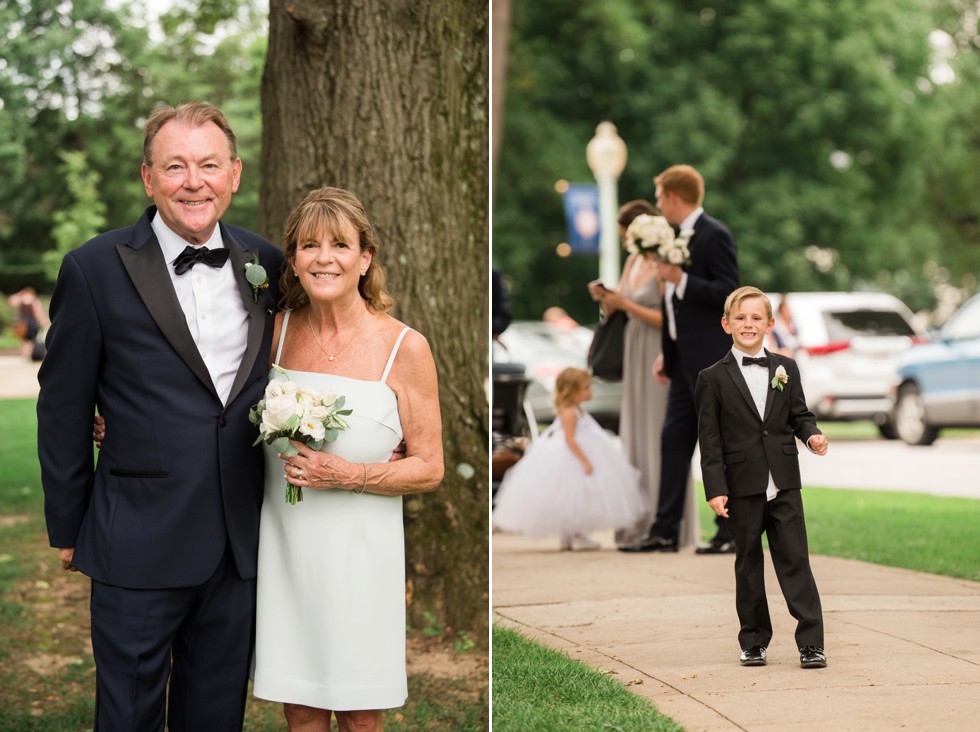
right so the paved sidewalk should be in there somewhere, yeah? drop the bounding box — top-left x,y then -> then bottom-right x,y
0,354 -> 40,399
493,531 -> 980,732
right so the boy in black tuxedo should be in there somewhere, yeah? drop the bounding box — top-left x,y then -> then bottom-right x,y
695,286 -> 829,669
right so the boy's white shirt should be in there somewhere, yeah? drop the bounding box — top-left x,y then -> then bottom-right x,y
732,346 -> 780,501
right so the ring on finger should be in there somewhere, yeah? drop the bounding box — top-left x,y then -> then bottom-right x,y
296,468 -> 304,479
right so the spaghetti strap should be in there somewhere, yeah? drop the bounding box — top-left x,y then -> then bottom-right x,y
274,310 -> 292,364
381,327 -> 411,383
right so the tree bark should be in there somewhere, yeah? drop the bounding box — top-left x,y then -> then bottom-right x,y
261,0 -> 489,639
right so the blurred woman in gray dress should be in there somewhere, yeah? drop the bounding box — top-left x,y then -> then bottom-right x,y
587,201 -> 700,549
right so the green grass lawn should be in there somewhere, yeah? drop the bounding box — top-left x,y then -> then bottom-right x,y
695,483 -> 980,582
0,398 -> 487,730
819,420 -> 980,441
492,625 -> 682,732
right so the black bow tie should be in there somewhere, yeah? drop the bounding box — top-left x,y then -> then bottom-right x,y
172,245 -> 229,275
742,356 -> 769,368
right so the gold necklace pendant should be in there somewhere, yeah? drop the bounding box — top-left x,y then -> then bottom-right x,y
308,309 -> 365,362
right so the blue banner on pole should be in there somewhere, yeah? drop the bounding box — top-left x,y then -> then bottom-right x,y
562,183 -> 600,254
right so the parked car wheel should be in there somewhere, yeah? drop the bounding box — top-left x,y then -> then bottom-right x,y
875,415 -> 899,440
894,383 -> 939,446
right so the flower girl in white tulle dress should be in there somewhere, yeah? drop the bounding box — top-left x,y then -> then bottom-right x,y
493,367 -> 647,550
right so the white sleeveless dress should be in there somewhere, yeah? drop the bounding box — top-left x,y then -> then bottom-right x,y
252,311 -> 409,710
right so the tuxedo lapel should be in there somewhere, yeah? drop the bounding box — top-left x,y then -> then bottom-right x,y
722,352 -> 761,420
224,230 -> 269,405
116,219 -> 217,397
763,352 -> 777,422
685,213 -> 705,260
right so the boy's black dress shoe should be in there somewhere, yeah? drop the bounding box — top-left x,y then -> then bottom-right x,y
800,646 -> 827,668
739,646 -> 767,666
695,538 -> 736,554
617,535 -> 678,553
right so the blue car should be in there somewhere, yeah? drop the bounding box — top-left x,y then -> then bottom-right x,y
891,294 -> 980,445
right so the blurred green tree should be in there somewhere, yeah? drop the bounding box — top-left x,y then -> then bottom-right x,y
0,0 -> 265,287
495,0 -> 961,321
43,150 -> 107,281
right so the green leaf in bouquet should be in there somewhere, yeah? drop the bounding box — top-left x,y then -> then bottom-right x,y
323,427 -> 339,442
272,436 -> 298,455
283,413 -> 301,432
333,395 -> 346,409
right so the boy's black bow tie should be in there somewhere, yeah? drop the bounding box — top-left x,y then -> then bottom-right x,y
172,245 -> 229,275
742,356 -> 769,367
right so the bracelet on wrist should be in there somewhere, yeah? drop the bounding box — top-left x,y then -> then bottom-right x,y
353,464 -> 367,494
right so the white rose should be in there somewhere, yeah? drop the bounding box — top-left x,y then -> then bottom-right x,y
261,393 -> 304,433
296,385 -> 320,411
667,247 -> 686,265
265,379 -> 287,399
298,417 -> 326,441
306,404 -> 329,422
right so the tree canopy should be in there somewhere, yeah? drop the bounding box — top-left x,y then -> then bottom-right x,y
494,0 -> 978,323
0,0 -> 265,291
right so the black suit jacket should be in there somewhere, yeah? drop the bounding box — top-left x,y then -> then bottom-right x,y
662,213 -> 739,379
37,206 -> 283,589
695,351 -> 821,501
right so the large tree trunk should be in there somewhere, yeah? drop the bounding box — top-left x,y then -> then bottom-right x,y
260,0 -> 489,639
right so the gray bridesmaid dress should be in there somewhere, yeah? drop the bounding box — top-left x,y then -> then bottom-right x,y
615,256 -> 701,548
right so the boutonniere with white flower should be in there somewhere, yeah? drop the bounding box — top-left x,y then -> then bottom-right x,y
625,214 -> 693,265
244,253 -> 269,303
771,364 -> 789,392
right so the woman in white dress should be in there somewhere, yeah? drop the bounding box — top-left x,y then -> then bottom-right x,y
251,188 -> 444,732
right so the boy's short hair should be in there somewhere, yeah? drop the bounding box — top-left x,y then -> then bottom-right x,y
724,286 -> 773,320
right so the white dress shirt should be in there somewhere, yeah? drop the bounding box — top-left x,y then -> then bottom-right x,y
664,206 -> 703,341
153,215 -> 249,405
732,346 -> 780,501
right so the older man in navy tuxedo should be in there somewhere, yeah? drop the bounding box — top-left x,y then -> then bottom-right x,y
38,103 -> 283,730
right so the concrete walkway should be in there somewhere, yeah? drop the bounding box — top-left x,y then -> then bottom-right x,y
493,531 -> 980,731
0,354 -> 40,399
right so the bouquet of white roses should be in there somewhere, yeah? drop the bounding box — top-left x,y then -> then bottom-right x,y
625,214 -> 693,266
249,365 -> 352,504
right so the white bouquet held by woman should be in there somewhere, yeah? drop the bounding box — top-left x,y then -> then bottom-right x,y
249,365 -> 352,504
625,214 -> 693,265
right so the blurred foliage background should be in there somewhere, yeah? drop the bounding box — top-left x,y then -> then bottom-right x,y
492,0 -> 980,325
0,0 -> 265,292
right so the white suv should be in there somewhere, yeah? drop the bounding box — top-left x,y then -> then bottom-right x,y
769,292 -> 926,438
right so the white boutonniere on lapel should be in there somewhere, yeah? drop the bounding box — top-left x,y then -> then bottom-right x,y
771,364 -> 789,392
244,253 -> 269,303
